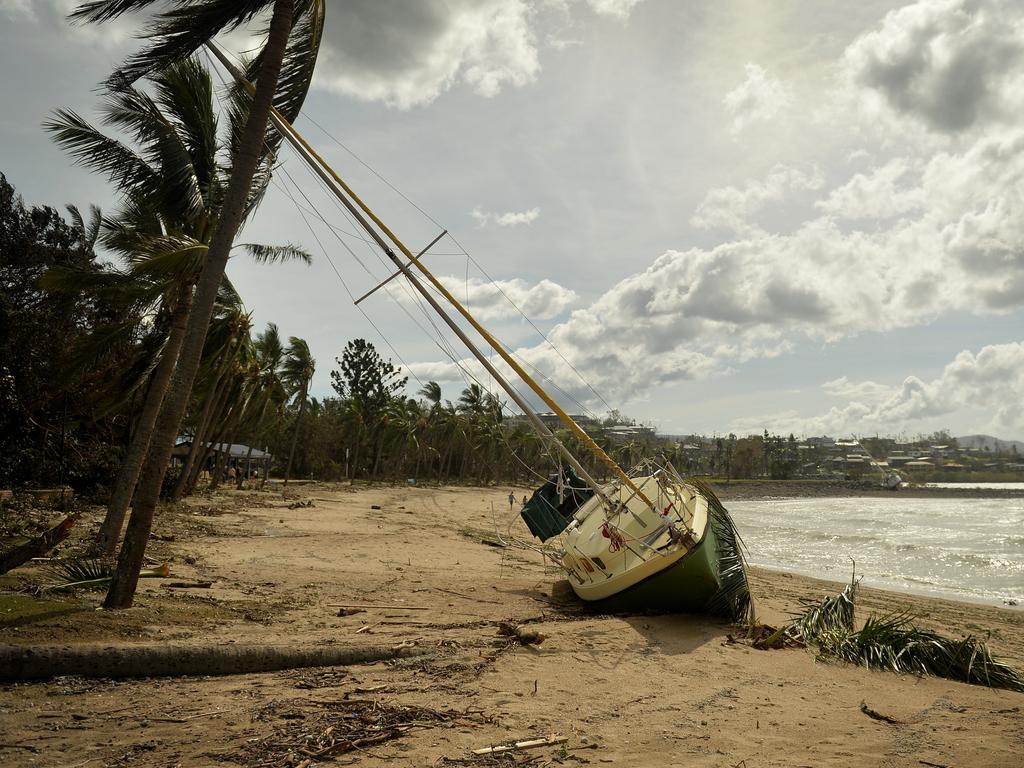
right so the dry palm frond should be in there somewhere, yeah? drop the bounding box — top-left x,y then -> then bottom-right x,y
688,477 -> 754,623
790,574 -> 1024,692
790,571 -> 858,640
42,558 -> 168,592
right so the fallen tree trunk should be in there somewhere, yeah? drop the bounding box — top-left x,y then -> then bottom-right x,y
0,513 -> 79,575
0,643 -> 428,682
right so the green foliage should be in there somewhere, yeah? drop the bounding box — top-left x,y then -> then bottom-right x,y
0,174 -> 132,491
330,339 -> 407,417
790,575 -> 1024,692
44,557 -> 115,589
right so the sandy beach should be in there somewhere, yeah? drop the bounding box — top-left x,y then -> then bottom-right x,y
1,483 -> 1022,767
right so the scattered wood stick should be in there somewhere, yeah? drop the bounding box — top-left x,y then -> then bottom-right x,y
473,735 -> 568,755
328,603 -> 429,611
0,513 -> 79,575
162,581 -> 213,589
435,587 -> 503,605
860,701 -> 902,724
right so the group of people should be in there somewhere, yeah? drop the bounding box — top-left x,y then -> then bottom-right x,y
223,465 -> 258,483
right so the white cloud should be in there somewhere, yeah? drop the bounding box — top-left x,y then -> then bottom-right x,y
723,63 -> 792,135
417,116 -> 1024,407
0,0 -> 34,19
585,0 -> 644,20
404,275 -> 576,321
842,0 -> 1024,135
471,206 -> 541,227
815,159 -> 924,220
730,341 -> 1024,437
691,164 -> 823,235
314,0 -> 541,109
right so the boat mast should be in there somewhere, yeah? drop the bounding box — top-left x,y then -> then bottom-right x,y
206,44 -> 653,508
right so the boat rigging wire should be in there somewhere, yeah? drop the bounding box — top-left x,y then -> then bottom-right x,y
301,113 -> 617,418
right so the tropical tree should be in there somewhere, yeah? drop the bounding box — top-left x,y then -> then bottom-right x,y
66,0 -> 325,608
46,58 -> 310,553
281,336 -> 315,486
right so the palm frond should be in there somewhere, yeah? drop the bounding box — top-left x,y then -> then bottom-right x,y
151,58 -> 220,209
688,477 -> 754,623
237,242 -> 312,265
101,85 -> 207,224
790,576 -> 1024,692
44,557 -> 114,586
791,571 -> 858,639
68,1 -> 156,24
43,109 -> 161,200
104,1 -> 272,85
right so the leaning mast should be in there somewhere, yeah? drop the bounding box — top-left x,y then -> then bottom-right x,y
207,43 -> 653,509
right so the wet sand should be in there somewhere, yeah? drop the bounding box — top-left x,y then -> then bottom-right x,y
0,484 -> 1021,767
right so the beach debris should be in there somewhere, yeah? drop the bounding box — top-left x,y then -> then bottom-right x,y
783,571 -> 1024,692
727,622 -> 803,650
162,580 -> 213,589
40,559 -> 169,592
472,735 -> 567,756
497,621 -> 547,646
859,701 -> 902,725
336,607 -> 365,616
371,504 -> 382,510
287,500 -> 315,509
328,602 -> 429,611
0,512 -> 79,575
240,697 -> 490,766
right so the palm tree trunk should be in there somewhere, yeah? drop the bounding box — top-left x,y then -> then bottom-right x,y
103,0 -> 295,610
283,382 -> 308,487
185,377 -> 235,494
174,350 -> 234,499
97,283 -> 193,556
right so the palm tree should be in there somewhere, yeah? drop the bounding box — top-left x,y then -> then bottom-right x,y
281,337 -> 315,487
46,58 -> 311,554
417,381 -> 442,408
67,0 -> 325,608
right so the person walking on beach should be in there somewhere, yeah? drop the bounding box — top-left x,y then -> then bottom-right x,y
508,490 -> 515,510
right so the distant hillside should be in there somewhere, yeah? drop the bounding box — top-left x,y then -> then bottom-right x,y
955,434 -> 1024,453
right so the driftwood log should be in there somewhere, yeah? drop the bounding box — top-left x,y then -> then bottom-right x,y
0,643 -> 428,682
0,513 -> 79,575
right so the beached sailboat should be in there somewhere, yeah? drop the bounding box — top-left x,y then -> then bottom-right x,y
208,45 -> 752,622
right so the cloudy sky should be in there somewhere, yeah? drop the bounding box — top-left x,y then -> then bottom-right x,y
3,0 -> 1023,440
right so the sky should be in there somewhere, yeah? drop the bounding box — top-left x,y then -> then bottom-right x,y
2,0 -> 1023,441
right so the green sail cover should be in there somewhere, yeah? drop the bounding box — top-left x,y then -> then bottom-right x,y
521,467 -> 594,542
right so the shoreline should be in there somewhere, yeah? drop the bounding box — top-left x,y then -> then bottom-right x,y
710,478 -> 1024,500
748,562 -> 1021,612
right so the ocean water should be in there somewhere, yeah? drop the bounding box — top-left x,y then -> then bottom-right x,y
728,496 -> 1024,606
924,482 -> 1024,490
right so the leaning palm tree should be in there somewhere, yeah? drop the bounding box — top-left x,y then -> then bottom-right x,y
46,58 -> 310,554
66,0 -> 325,608
281,337 -> 315,487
